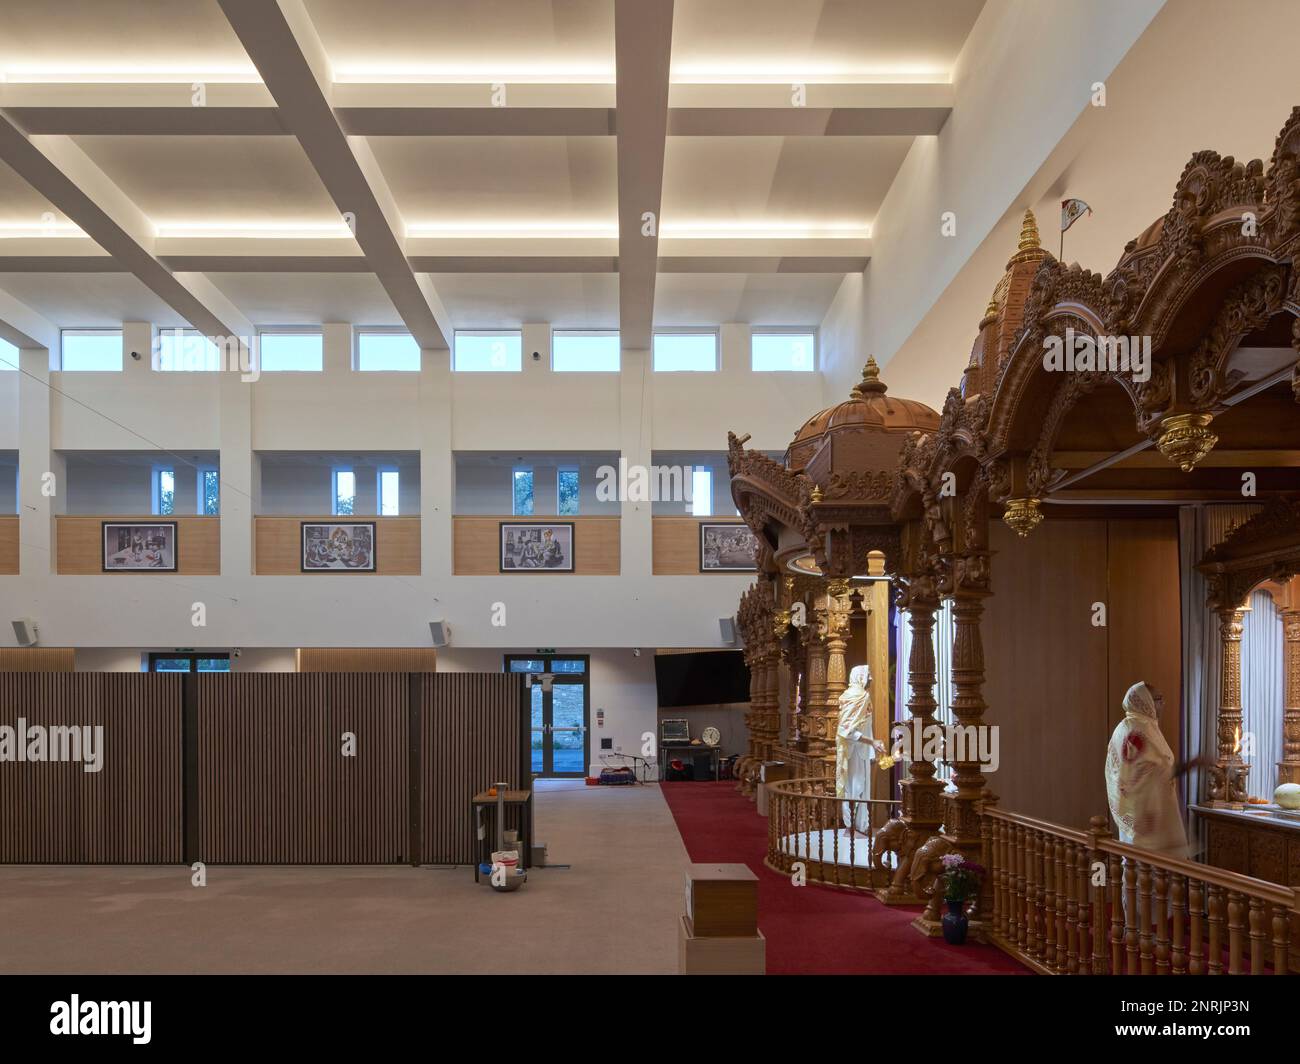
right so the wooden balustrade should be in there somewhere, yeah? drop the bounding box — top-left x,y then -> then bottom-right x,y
764,776 -> 900,892
769,746 -> 832,781
985,807 -> 1299,974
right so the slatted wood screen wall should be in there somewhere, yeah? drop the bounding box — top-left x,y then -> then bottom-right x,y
195,673 -> 410,864
421,673 -> 528,865
0,673 -> 183,862
0,672 -> 526,865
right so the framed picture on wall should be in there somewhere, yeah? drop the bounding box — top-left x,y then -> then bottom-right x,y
699,523 -> 758,572
500,522 -> 574,572
301,521 -> 377,572
102,521 -> 177,572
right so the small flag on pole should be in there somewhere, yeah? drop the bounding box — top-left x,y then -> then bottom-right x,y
1059,199 -> 1092,259
1060,198 -> 1092,233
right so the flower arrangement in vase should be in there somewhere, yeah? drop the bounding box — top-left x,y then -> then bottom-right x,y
938,853 -> 986,945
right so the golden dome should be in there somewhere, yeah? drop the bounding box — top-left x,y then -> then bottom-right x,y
786,357 -> 941,474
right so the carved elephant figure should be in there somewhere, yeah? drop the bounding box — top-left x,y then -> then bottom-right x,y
871,817 -> 908,871
910,835 -> 960,921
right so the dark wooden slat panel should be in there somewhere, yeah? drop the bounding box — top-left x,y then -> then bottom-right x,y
195,674 -> 408,863
421,673 -> 527,865
0,673 -> 182,862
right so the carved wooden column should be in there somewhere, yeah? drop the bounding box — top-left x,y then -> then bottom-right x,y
777,633 -> 799,752
880,577 -> 945,905
738,638 -> 761,795
1208,607 -> 1249,807
1279,610 -> 1300,785
943,554 -> 993,864
819,579 -> 854,777
755,642 -> 781,766
802,611 -> 829,765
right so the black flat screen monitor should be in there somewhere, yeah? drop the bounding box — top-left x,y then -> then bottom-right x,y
654,651 -> 750,708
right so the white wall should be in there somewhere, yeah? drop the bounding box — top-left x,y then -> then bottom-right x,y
0,375 -> 18,450
4,321 -> 771,648
453,453 -> 621,516
63,452 -> 218,515
436,647 -> 748,776
818,0 -> 1167,400
848,0 -> 1300,410
649,450 -> 747,516
258,453 -> 422,515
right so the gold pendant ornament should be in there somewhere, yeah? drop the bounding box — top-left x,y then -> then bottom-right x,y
1156,412 -> 1217,472
1002,497 -> 1043,538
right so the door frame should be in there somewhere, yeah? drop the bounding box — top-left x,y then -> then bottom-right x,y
504,654 -> 591,778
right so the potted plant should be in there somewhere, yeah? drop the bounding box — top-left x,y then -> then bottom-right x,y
938,853 -> 985,945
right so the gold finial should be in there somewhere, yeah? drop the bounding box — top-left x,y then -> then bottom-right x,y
1008,208 -> 1047,266
852,356 -> 888,397
1156,412 -> 1218,472
1018,209 -> 1040,252
810,485 -> 824,503
1002,497 -> 1044,538
978,294 -> 999,329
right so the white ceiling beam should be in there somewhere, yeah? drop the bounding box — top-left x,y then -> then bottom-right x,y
614,0 -> 674,350
4,104 -> 947,138
0,284 -> 58,350
0,116 -> 249,340
216,0 -> 451,349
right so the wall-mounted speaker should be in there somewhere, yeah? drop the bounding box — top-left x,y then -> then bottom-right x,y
719,616 -> 737,646
12,619 -> 38,647
429,620 -> 451,648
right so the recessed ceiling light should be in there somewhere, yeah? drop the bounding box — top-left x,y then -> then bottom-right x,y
333,64 -> 615,85
153,221 -> 357,240
0,65 -> 261,84
668,64 -> 950,85
0,221 -> 85,238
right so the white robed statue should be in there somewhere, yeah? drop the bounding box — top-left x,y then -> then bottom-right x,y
1105,681 -> 1188,857
837,664 -> 884,833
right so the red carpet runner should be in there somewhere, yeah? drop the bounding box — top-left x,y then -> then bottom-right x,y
660,781 -> 1029,975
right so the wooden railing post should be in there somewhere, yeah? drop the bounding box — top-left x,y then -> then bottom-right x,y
1087,815 -> 1111,975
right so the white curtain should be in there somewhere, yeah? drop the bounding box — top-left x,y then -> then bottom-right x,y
1178,503 -> 1260,853
1241,589 -> 1284,799
895,599 -> 955,784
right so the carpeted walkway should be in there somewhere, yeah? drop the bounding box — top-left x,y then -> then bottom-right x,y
660,781 -> 1029,975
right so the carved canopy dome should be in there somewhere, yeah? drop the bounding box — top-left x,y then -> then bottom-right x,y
786,358 -> 942,482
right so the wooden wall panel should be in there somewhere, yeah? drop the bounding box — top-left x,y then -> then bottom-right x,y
195,673 -> 410,863
1106,517 -> 1183,754
0,648 -> 75,672
254,516 -> 420,575
983,518 -> 1111,829
56,515 -> 219,575
652,517 -> 749,574
0,516 -> 16,575
0,674 -> 182,862
982,515 -> 1184,830
453,515 -> 620,575
297,648 -> 437,673
421,673 -> 527,865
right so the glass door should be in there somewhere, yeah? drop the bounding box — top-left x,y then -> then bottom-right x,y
506,655 -> 589,778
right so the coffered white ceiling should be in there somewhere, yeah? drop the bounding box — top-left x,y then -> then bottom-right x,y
0,0 -> 987,334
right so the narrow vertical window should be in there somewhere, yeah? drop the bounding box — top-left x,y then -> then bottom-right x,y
690,468 -> 713,517
512,469 -> 534,516
155,469 -> 175,516
200,469 -> 220,515
334,469 -> 356,516
557,468 -> 580,515
378,469 -> 400,516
